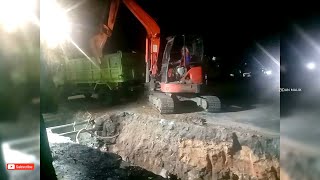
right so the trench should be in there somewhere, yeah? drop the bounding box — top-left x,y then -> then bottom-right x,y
47,111 -> 280,180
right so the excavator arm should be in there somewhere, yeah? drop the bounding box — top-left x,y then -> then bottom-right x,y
90,0 -> 120,64
90,0 -> 160,81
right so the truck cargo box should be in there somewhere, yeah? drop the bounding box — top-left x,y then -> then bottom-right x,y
65,51 -> 145,84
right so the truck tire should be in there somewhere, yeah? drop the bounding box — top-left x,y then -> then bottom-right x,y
57,87 -> 68,103
84,93 -> 92,99
124,89 -> 137,101
98,89 -> 113,105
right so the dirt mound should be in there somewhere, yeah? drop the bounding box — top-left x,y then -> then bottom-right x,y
109,113 -> 279,179
50,142 -> 166,180
70,112 -> 279,179
48,110 -> 280,180
281,142 -> 320,180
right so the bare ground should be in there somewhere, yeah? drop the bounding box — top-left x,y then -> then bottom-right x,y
280,138 -> 320,180
46,98 -> 280,180
50,142 -> 166,180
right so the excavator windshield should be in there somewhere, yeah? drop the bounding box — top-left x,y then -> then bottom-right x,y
191,37 -> 204,62
165,35 -> 203,65
160,35 -> 204,82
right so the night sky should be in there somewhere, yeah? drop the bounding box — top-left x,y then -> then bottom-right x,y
281,5 -> 320,87
115,0 -> 280,58
67,0 -> 280,65
63,1 -> 320,68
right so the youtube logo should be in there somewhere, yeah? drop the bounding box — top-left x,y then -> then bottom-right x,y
6,163 -> 34,170
7,164 -> 15,170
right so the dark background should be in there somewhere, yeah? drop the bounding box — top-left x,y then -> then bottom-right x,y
61,0 -> 320,115
66,0 -> 280,66
281,5 -> 320,116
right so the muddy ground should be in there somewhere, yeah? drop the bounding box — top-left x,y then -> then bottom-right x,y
88,112 -> 278,179
280,139 -> 320,180
280,108 -> 320,180
44,81 -> 281,180
46,99 -> 280,180
50,141 -> 166,180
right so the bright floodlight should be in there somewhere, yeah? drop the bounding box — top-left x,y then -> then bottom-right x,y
266,70 -> 272,75
0,0 -> 36,32
306,62 -> 316,70
41,0 -> 71,48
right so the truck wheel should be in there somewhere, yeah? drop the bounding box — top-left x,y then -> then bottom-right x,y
124,89 -> 137,101
98,89 -> 113,105
57,87 -> 68,102
84,93 -> 92,99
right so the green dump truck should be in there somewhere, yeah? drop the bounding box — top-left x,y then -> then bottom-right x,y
56,51 -> 145,104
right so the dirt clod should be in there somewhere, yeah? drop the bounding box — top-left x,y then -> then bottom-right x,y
104,113 -> 279,179
48,109 -> 279,180
50,142 -> 167,180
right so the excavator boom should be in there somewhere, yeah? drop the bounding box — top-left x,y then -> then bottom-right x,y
90,0 -> 160,79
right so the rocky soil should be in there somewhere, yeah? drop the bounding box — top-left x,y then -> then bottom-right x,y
49,136 -> 167,180
280,139 -> 320,180
68,111 -> 280,180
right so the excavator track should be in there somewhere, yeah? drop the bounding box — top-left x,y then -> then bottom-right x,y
202,95 -> 221,112
149,93 -> 174,114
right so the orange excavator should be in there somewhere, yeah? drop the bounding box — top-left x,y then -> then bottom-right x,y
90,0 -> 221,113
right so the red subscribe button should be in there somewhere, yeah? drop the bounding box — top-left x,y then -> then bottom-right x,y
6,163 -> 34,170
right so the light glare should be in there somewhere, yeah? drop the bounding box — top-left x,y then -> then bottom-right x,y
41,0 -> 71,48
266,70 -> 272,75
0,0 -> 36,32
306,62 -> 316,70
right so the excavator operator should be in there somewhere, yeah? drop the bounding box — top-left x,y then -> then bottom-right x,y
170,46 -> 191,67
181,46 -> 191,67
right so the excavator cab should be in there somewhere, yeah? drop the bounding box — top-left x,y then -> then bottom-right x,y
150,35 -> 221,114
161,35 -> 204,84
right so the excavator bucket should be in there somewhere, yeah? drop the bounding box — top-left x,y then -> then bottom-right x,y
90,31 -> 107,64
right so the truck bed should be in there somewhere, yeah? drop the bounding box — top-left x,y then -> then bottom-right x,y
65,51 -> 145,84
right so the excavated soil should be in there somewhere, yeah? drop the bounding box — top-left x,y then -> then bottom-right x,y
61,111 -> 280,180
50,142 -> 166,180
280,141 -> 320,180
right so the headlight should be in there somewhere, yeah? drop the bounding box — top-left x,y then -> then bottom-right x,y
306,62 -> 316,70
265,70 -> 272,75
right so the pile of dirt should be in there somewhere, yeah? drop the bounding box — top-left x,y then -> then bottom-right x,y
280,142 -> 320,180
50,142 -> 167,180
72,112 -> 280,180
